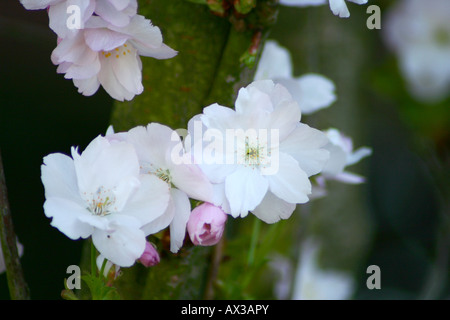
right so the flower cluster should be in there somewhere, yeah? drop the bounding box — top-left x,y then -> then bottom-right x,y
30,1 -> 372,273
41,75 -> 371,269
20,0 -> 177,101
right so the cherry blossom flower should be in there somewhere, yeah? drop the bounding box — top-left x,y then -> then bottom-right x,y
187,203 -> 227,246
188,80 -> 330,223
20,0 -> 177,101
126,123 -> 214,253
41,135 -> 171,267
51,14 -> 177,101
279,0 -> 368,18
254,40 -> 336,115
384,0 -> 450,102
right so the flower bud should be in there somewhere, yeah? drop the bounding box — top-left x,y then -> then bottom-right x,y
187,202 -> 227,246
139,241 -> 160,267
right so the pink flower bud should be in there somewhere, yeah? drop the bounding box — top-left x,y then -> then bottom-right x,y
139,241 -> 160,267
187,203 -> 227,246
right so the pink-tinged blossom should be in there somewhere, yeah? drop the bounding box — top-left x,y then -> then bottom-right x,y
51,15 -> 177,101
139,241 -> 160,267
41,135 -> 171,267
187,203 -> 227,246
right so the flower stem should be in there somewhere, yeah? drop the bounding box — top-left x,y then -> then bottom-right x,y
247,217 -> 261,267
0,149 -> 30,299
90,240 -> 96,277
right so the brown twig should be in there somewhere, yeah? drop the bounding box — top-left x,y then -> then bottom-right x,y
203,236 -> 225,300
0,149 -> 30,299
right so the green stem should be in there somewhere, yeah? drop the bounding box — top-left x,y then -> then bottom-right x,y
90,240 -> 96,277
247,217 -> 261,267
0,149 -> 30,300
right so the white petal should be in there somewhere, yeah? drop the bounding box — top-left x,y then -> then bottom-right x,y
267,152 -> 311,204
72,136 -> 141,209
329,0 -> 350,18
322,144 -> 347,176
110,46 -> 143,95
202,103 -> 236,119
73,76 -> 101,96
252,191 -> 296,224
268,97 -> 301,141
127,123 -> 179,169
98,56 -> 136,101
279,123 -> 330,177
210,182 -> 231,214
329,171 -> 366,184
225,166 -> 269,217
132,42 -> 178,60
279,0 -> 327,6
41,153 -> 82,203
254,40 -> 293,81
107,0 -> 132,11
169,189 -> 191,253
170,163 -> 214,202
278,73 -> 336,115
84,28 -> 129,52
92,215 -> 146,267
43,197 -> 93,240
348,0 -> 367,4
347,146 -> 372,166
141,194 -> 175,236
120,174 -> 171,227
20,0 -> 62,10
95,0 -> 131,28
235,84 -> 274,115
117,15 -> 178,59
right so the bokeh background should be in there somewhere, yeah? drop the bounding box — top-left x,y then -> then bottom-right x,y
1,0 -> 449,299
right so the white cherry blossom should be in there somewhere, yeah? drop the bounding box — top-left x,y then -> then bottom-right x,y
41,135 -> 171,267
188,80 -> 330,223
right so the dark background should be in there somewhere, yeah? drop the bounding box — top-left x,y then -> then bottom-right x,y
1,0 -> 449,299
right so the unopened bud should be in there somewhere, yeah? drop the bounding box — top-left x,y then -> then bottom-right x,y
187,202 -> 227,246
139,241 -> 160,267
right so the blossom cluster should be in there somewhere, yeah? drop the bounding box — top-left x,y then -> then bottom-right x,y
41,79 -> 371,269
18,1 -> 373,272
20,0 -> 177,101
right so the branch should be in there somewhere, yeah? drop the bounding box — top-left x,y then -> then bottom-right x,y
0,149 -> 30,300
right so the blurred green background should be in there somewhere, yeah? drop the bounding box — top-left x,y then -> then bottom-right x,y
0,0 -> 449,299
